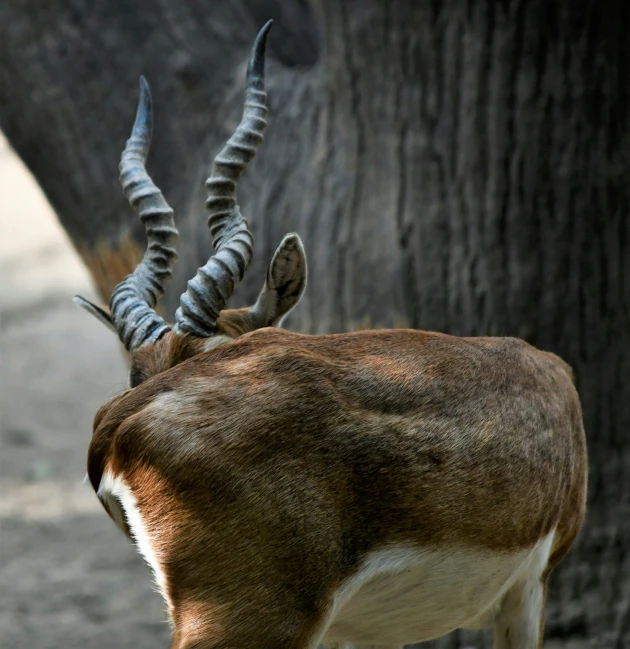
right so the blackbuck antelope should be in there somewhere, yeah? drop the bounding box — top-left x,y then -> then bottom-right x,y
76,21 -> 587,649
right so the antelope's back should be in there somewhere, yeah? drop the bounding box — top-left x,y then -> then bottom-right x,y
89,327 -> 586,561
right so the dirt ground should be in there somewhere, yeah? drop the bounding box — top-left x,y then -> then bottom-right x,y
0,133 -> 171,648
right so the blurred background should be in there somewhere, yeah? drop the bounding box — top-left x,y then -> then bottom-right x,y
1,1 -> 629,648
0,133 -> 170,646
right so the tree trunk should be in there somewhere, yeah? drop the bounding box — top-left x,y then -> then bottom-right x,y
1,1 -> 629,646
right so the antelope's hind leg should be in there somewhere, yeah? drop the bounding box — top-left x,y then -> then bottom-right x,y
493,577 -> 547,649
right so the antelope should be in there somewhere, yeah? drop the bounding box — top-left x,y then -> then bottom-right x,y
75,21 -> 587,649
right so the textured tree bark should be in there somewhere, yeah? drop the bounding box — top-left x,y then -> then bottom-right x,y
1,1 -> 629,647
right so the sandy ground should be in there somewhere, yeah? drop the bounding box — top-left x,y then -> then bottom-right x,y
0,133 -> 171,647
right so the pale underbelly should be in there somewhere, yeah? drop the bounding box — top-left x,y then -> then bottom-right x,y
322,534 -> 555,646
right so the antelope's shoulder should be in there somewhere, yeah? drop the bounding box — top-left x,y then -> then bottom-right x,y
196,327 -> 576,402
87,373 -> 172,491
88,328 -> 579,494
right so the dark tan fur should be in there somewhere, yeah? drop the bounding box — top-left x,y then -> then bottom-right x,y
90,327 -> 587,649
128,309 -> 262,386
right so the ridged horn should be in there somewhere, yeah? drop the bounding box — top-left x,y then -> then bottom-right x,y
109,76 -> 179,351
174,20 -> 272,337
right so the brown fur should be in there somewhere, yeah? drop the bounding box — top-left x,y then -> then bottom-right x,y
89,327 -> 587,649
128,309 -> 259,385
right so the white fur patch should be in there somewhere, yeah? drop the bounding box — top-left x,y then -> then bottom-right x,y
321,531 -> 556,646
202,335 -> 232,352
97,469 -> 172,615
493,531 -> 555,648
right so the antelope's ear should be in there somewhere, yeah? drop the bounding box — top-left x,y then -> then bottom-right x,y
73,295 -> 116,333
249,233 -> 307,328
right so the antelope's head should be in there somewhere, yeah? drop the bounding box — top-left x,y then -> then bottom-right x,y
75,22 -> 307,387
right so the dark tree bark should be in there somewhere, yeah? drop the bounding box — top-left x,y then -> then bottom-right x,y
1,1 -> 629,647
